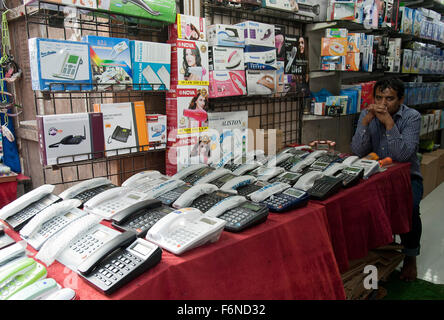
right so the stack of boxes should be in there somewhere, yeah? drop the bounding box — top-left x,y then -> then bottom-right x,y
207,24 -> 247,98
320,28 -> 348,71
166,14 -> 211,175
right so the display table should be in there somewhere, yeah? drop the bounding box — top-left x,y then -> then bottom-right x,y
3,202 -> 346,300
311,162 -> 413,273
0,176 -> 17,209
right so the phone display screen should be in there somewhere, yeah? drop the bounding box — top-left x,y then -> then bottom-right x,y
132,243 -> 152,257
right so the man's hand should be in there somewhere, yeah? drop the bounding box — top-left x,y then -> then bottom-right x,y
361,105 -> 376,126
372,104 -> 395,130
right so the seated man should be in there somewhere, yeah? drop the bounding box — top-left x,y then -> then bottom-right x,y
351,78 -> 423,282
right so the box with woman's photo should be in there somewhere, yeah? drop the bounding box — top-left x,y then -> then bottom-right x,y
170,39 -> 209,86
284,35 -> 309,95
168,14 -> 206,41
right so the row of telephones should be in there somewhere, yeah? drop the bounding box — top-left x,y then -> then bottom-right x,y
0,147 -> 383,296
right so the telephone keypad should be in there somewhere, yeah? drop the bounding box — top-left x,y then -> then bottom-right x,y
157,186 -> 190,206
237,184 -> 264,197
191,192 -> 230,213
74,184 -> 116,203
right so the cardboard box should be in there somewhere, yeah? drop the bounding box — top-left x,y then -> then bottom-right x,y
346,52 -> 360,71
209,46 -> 244,71
165,133 -> 203,175
427,113 -> 435,133
420,114 -> 429,136
82,35 -> 132,89
420,154 -> 439,197
433,110 -> 441,130
321,37 -> 348,56
28,38 -> 92,91
130,40 -> 171,91
255,129 -> 283,155
244,45 -> 277,70
36,113 -> 104,166
93,101 -> 148,156
428,149 -> 444,186
168,14 -> 206,41
146,114 -> 167,150
275,25 -> 286,61
261,0 -> 299,13
209,70 -> 246,98
235,21 -> 275,48
207,24 -> 245,48
321,56 -> 346,70
246,70 -> 276,95
326,28 -> 348,38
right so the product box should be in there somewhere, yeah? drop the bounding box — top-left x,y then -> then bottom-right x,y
428,113 -> 435,133
246,70 -> 276,95
82,35 -> 132,89
209,46 -> 245,71
165,134 -> 204,175
166,86 -> 209,141
328,1 -> 356,20
274,61 -> 285,94
36,112 -> 104,166
321,56 -> 346,70
326,28 -> 348,38
146,114 -> 167,150
345,52 -> 360,71
168,14 -> 206,41
24,0 -> 96,9
93,101 -> 148,156
207,24 -> 245,48
209,70 -> 247,98
347,33 -> 361,52
28,38 -> 92,91
275,25 -> 286,62
429,148 -> 444,187
244,45 -> 277,70
261,0 -> 299,13
400,6 -> 413,34
413,9 -> 424,37
130,40 -> 171,91
420,114 -> 429,136
402,49 -> 413,73
433,110 -> 441,130
284,36 -> 309,75
97,0 -> 176,25
321,37 -> 348,56
411,50 -> 421,74
235,21 -> 275,48
326,96 -> 348,115
360,81 -> 375,110
420,153 -> 439,197
170,39 -> 210,86
314,102 -> 326,115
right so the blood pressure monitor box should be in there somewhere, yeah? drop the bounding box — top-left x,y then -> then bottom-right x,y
93,101 -> 149,156
169,39 -> 210,86
146,114 -> 167,150
235,21 -> 275,48
130,40 -> 171,91
36,112 -> 104,166
82,35 -> 132,89
168,14 -> 206,41
29,38 -> 92,91
209,46 -> 245,71
209,70 -> 247,98
207,24 -> 245,48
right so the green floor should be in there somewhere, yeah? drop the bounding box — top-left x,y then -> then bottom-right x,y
381,271 -> 444,300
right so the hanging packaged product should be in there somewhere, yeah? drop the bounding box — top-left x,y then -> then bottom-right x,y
146,114 -> 167,150
261,0 -> 298,13
93,101 -> 149,156
166,86 -> 209,141
170,39 -> 209,86
36,113 -> 104,166
168,14 -> 206,41
345,52 -> 360,71
130,40 -> 171,91
235,21 -> 275,48
207,24 -> 245,48
244,46 -> 277,70
209,47 -> 245,71
321,37 -> 348,56
209,70 -> 246,98
275,25 -> 286,62
28,38 -> 93,91
321,56 -> 346,71
24,0 -> 96,10
82,36 -> 132,90
246,70 -> 276,95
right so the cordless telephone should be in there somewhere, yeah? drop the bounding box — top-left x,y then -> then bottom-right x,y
335,166 -> 364,188
307,175 -> 343,200
269,171 -> 302,186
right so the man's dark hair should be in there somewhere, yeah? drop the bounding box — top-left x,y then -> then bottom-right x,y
373,78 -> 405,100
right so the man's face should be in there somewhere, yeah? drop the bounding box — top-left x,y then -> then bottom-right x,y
374,87 -> 403,115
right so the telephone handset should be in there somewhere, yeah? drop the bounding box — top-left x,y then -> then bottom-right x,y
171,164 -> 208,180
248,182 -> 291,203
251,166 -> 285,182
289,156 -> 316,173
210,151 -> 235,168
20,199 -> 82,239
78,236 -> 162,295
172,183 -> 219,209
342,155 -> 359,166
122,170 -> 162,188
323,162 -> 347,177
156,184 -> 191,206
146,207 -> 226,255
305,149 -> 328,161
7,277 -> 59,300
220,175 -> 258,193
142,179 -> 186,200
195,168 -> 232,185
0,242 -> 27,267
265,152 -> 294,167
276,155 -> 305,171
293,171 -> 324,191
0,184 -> 55,221
269,171 -> 302,186
59,177 -> 115,203
204,195 -> 247,218
232,162 -> 261,176
83,187 -> 150,220
126,176 -> 172,194
0,258 -> 36,289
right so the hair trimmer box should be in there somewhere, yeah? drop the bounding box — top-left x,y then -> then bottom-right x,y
36,113 -> 104,166
28,38 -> 92,91
168,14 -> 206,41
93,101 -> 149,155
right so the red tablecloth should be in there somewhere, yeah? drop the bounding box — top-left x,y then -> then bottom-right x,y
4,203 -> 346,300
311,162 -> 413,273
0,181 -> 17,208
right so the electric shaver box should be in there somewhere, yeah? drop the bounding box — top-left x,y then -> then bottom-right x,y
209,46 -> 245,71
36,112 -> 104,166
168,14 -> 206,41
169,39 -> 210,86
82,35 -> 132,90
207,24 -> 245,48
93,101 -> 149,156
209,70 -> 247,98
28,38 -> 92,91
130,40 -> 171,91
146,114 -> 167,150
235,21 -> 275,48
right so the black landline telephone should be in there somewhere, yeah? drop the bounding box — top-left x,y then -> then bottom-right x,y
48,126 -> 86,148
77,230 -> 162,295
109,124 -> 132,143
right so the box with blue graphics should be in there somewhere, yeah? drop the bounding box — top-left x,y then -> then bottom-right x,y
130,40 -> 171,91
28,38 -> 92,91
244,45 -> 277,70
82,35 -> 132,89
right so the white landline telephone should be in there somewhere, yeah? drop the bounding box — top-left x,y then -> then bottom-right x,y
252,166 -> 285,182
248,182 -> 291,203
289,156 -> 316,173
352,159 -> 380,179
172,183 -> 219,209
294,171 -> 324,191
220,175 -> 258,193
195,168 -> 232,184
121,170 -> 163,188
145,207 -> 226,255
342,155 -> 359,166
232,162 -> 261,176
143,179 -> 186,200
265,152 -> 294,167
19,199 -> 82,239
0,184 -> 55,220
323,162 -> 347,177
210,151 -> 235,168
83,187 -> 151,220
59,177 -> 113,200
171,163 -> 208,180
305,149 -> 328,161
204,195 -> 247,218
